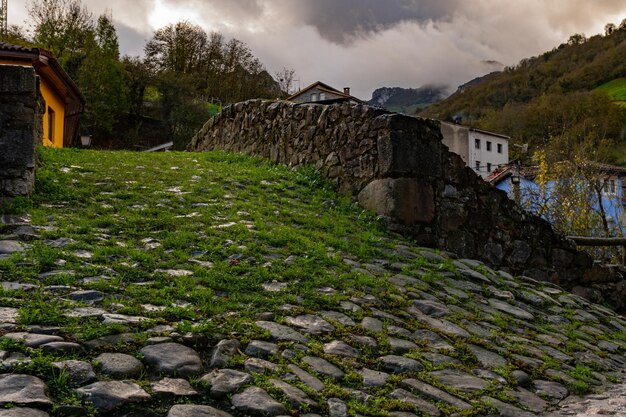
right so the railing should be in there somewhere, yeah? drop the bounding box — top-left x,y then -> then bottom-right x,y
567,236 -> 626,265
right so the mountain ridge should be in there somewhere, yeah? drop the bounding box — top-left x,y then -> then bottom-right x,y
367,85 -> 449,114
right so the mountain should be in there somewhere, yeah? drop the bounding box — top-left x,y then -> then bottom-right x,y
368,85 -> 449,114
456,71 -> 501,93
423,29 -> 626,121
421,28 -> 626,159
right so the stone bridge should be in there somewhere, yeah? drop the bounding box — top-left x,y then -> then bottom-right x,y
191,100 -> 619,303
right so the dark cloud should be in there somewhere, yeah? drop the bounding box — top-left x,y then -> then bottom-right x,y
282,0 -> 461,44
9,0 -> 626,99
114,21 -> 150,57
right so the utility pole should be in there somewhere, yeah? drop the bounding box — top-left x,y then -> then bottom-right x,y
0,0 -> 7,40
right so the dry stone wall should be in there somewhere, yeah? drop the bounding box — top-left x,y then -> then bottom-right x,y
189,100 -> 616,291
0,65 -> 41,202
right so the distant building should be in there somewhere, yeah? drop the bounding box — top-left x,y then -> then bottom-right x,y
440,121 -> 510,178
287,81 -> 363,105
488,161 -> 626,233
0,42 -> 85,147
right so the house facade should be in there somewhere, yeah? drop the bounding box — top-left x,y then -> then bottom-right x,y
489,162 -> 626,233
287,81 -> 363,105
0,42 -> 84,147
440,121 -> 510,178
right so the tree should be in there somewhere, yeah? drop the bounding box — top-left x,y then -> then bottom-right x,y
122,56 -> 152,117
567,33 -> 587,46
145,21 -> 207,74
522,134 -> 619,239
3,25 -> 31,45
95,11 -> 119,56
145,21 -> 279,105
76,13 -> 127,135
140,20 -> 280,147
275,67 -> 297,97
155,71 -> 209,149
605,23 -> 616,36
28,0 -> 94,76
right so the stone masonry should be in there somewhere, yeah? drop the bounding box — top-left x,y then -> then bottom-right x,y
188,100 -> 618,294
0,65 -> 41,202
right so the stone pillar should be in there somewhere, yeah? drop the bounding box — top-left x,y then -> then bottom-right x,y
0,65 -> 41,203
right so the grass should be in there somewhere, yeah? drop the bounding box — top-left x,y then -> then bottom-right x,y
3,146 -> 626,416
1,147 -> 397,341
595,78 -> 626,107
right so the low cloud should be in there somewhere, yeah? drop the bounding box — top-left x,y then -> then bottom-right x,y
276,0 -> 461,45
10,0 -> 626,99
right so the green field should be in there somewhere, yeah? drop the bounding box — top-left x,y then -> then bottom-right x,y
595,78 -> 626,107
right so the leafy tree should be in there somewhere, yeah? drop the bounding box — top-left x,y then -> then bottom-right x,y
567,33 -> 587,46
155,71 -> 209,149
145,21 -> 207,74
605,23 -> 616,36
523,135 -> 620,242
76,13 -> 128,135
28,0 -> 94,77
121,56 -> 153,117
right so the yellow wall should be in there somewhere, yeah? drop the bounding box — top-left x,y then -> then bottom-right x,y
0,60 -> 66,147
40,82 -> 65,148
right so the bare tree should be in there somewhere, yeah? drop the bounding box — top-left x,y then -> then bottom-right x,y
275,67 -> 296,97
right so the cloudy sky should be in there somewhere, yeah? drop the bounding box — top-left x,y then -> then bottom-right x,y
10,0 -> 626,99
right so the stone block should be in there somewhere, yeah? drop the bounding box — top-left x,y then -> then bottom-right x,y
484,242 -> 504,265
0,65 -> 39,199
583,263 -> 617,284
0,66 -> 37,93
440,202 -> 467,232
358,178 -> 434,225
509,241 -> 531,265
377,130 -> 441,177
445,230 -> 476,259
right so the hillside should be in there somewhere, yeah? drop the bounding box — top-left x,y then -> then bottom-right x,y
422,27 -> 626,158
1,149 -> 626,416
596,78 -> 626,108
368,85 -> 449,114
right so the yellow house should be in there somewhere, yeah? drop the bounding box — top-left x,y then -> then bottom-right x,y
0,42 -> 85,147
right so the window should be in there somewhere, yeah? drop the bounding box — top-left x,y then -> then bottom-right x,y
319,93 -> 326,101
497,143 -> 503,153
474,139 -> 480,149
486,141 -> 492,151
487,163 -> 492,172
475,161 -> 481,171
611,179 -> 616,194
310,93 -> 318,102
47,107 -> 55,142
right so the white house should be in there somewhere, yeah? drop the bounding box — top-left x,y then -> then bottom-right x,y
440,121 -> 510,178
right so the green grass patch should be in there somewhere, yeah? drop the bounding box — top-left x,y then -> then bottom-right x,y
596,78 -> 626,101
0,147 -> 398,346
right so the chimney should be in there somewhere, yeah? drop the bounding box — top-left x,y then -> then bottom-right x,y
344,87 -> 351,96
